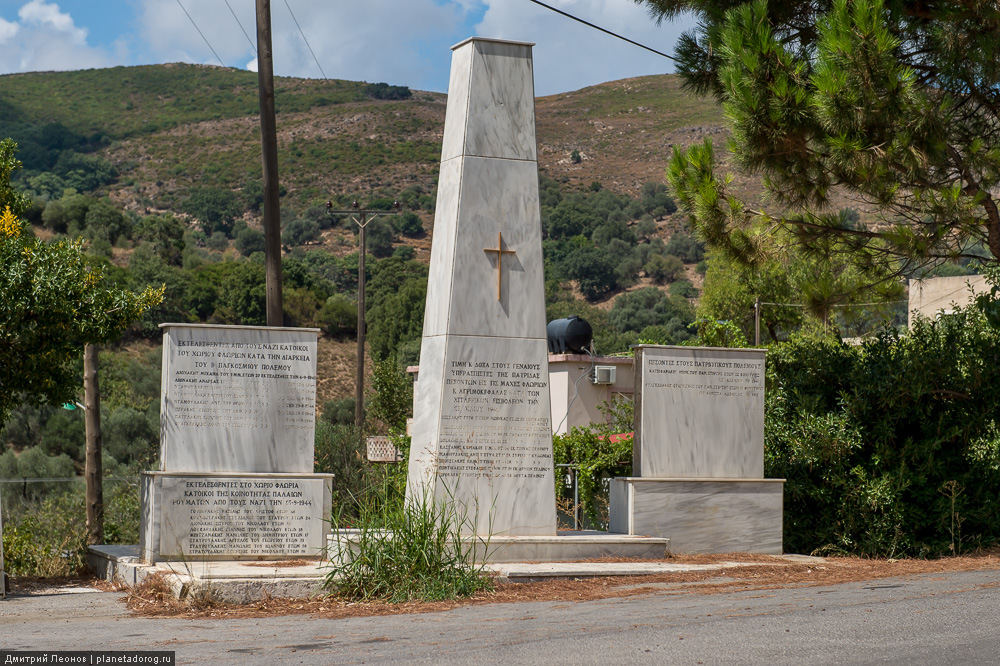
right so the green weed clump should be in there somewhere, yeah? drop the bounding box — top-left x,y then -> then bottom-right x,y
324,484 -> 493,603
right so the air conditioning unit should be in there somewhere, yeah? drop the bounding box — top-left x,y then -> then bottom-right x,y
592,366 -> 616,385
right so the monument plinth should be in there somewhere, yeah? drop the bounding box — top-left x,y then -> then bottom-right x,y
140,324 -> 332,563
610,345 -> 784,554
406,37 -> 557,537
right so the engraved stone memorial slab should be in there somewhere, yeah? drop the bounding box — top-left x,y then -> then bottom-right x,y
159,324 -> 318,473
142,472 -> 332,560
406,37 -> 557,537
633,345 -> 766,478
609,345 -> 783,554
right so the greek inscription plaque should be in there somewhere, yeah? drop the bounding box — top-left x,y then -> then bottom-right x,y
158,476 -> 327,557
160,325 -> 319,473
636,345 -> 766,479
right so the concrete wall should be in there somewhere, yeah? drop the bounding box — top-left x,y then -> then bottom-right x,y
908,275 -> 988,328
547,354 -> 634,435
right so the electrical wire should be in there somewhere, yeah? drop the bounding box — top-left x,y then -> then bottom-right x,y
526,0 -> 677,62
283,0 -> 328,79
175,0 -> 227,68
225,0 -> 257,55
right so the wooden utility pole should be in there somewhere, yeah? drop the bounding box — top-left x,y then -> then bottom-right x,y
355,214 -> 367,430
83,344 -> 103,545
256,0 -> 283,326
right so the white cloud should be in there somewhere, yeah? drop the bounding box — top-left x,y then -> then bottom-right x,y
0,17 -> 19,44
18,0 -> 87,44
0,1 -> 112,73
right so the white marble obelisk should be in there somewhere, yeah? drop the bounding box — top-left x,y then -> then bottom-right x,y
406,38 -> 556,536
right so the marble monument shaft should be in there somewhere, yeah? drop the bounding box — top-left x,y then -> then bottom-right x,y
406,37 -> 557,536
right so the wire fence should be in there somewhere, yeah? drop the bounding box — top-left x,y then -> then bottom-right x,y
0,476 -> 140,517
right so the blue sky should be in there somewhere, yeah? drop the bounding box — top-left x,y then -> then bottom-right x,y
0,0 -> 694,95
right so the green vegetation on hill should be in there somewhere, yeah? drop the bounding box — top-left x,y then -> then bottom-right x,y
0,64 -> 367,138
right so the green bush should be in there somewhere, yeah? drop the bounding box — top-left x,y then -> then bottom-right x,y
664,231 -> 705,263
314,421 -> 368,520
766,300 -> 1000,557
182,187 -> 244,236
644,253 -> 685,284
670,279 -> 698,298
321,398 -> 355,426
282,218 -> 320,247
394,211 -> 423,237
234,227 -> 265,256
552,397 -> 633,529
364,82 -> 412,100
1,489 -> 86,576
318,294 -> 357,337
608,286 -> 695,338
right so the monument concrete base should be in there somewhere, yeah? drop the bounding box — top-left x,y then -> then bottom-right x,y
140,471 -> 333,564
327,530 -> 669,563
609,477 -> 785,554
89,545 -> 329,603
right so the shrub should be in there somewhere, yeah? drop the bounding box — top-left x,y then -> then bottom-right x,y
562,246 -> 617,301
670,279 -> 698,298
609,286 -> 695,337
205,231 -> 229,252
664,231 -> 706,263
282,218 -> 320,247
644,253 -> 685,283
318,294 -> 357,337
392,245 -> 415,261
182,187 -> 244,236
314,421 -> 368,519
552,397 -> 634,528
234,227 -> 265,256
321,398 -> 356,426
364,82 -> 412,100
766,299 -> 1000,557
365,218 -> 395,258
394,211 -> 423,237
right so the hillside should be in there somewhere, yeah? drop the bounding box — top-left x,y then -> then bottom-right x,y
0,64 -> 738,407
0,64 -> 724,212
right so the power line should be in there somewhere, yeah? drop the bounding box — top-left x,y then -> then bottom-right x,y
225,0 -> 257,55
175,0 -> 226,68
526,0 -> 677,63
283,0 -> 328,79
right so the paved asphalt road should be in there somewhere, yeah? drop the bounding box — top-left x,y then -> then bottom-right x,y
2,569 -> 999,664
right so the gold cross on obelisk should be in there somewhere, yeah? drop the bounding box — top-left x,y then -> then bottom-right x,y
483,231 -> 516,301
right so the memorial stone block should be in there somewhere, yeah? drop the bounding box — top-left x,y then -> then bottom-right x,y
142,472 -> 331,560
609,344 -> 782,554
141,323 -> 332,562
406,37 -> 557,537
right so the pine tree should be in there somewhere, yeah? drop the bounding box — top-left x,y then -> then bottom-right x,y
639,0 -> 1000,269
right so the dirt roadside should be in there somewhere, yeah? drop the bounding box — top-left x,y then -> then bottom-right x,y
9,551 -> 999,621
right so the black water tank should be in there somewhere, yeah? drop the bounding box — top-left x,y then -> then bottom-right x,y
547,315 -> 593,354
